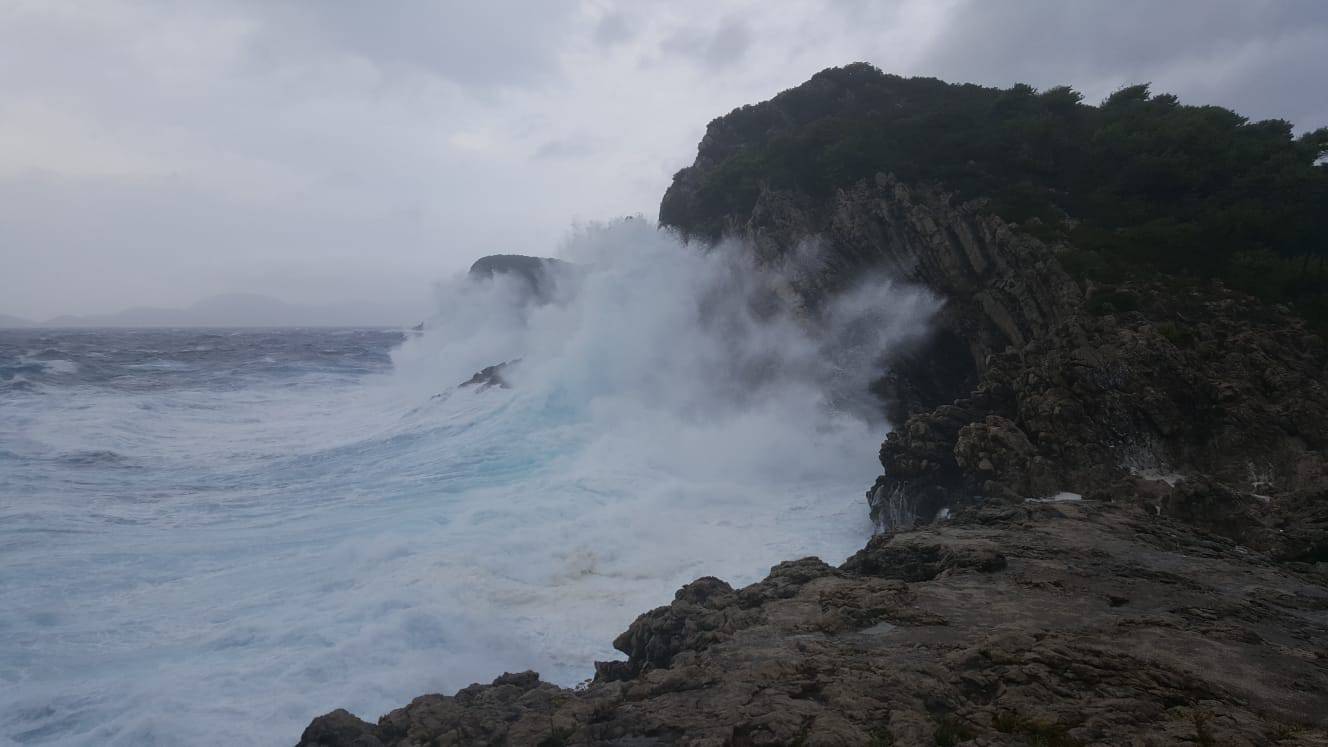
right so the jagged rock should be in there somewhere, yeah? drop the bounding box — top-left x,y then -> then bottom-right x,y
1272,488 -> 1328,564
679,168 -> 1328,540
595,559 -> 846,682
297,709 -> 381,747
459,360 -> 519,390
296,503 -> 1328,746
668,159 -> 1096,524
601,576 -> 751,678
690,167 -> 1328,536
953,415 -> 1059,500
1160,476 -> 1266,544
840,536 -> 1006,580
659,66 -> 1328,543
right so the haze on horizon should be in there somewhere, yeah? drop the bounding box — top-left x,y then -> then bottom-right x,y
3,0 -> 1326,322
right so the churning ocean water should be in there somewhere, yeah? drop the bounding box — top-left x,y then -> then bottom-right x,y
0,222 -> 935,746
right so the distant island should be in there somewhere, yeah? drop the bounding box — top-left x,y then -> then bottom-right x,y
1,293 -> 416,328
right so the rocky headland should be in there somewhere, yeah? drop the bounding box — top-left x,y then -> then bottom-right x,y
299,66 -> 1328,745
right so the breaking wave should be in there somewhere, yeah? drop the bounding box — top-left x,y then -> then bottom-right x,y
0,220 -> 936,745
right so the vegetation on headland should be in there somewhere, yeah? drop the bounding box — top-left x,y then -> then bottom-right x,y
661,63 -> 1328,323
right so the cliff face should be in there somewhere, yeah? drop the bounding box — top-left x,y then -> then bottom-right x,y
660,70 -> 1328,554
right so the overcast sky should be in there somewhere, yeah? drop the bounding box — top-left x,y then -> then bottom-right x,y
3,0 -> 1326,321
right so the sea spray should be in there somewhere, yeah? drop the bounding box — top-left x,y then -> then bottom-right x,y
0,220 -> 937,746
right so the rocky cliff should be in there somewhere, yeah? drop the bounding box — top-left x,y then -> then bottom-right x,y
658,68 -> 1328,553
297,67 -> 1328,745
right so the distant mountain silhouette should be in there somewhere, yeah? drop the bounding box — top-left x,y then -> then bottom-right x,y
0,313 -> 33,327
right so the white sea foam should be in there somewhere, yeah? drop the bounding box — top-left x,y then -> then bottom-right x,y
40,359 -> 78,375
0,220 -> 936,745
1027,491 -> 1084,502
15,355 -> 78,376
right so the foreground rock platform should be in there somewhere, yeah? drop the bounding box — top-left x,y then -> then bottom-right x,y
298,500 -> 1328,746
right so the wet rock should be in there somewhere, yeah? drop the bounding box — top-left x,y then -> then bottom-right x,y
459,359 -> 519,390
296,503 -> 1328,746
953,415 -> 1058,500
1160,476 -> 1266,545
599,577 -> 761,680
840,537 -> 1006,581
661,73 -> 1328,543
297,709 -> 381,747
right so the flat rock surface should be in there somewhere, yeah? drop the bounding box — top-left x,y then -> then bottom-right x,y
297,501 -> 1328,746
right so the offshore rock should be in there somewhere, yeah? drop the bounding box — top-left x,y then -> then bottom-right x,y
468,254 -> 574,306
459,360 -> 520,390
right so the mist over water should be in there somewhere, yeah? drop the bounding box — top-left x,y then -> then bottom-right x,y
0,221 -> 936,746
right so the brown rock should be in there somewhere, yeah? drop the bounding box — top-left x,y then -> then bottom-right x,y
296,503 -> 1328,746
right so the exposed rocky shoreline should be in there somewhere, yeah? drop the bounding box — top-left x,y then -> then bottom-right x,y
301,501 -> 1327,746
297,67 -> 1328,745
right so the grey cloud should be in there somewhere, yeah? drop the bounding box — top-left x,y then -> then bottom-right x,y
913,0 -> 1328,128
823,0 -> 911,27
662,18 -> 752,70
704,19 -> 752,69
533,136 -> 605,160
2,1 -> 1326,321
594,11 -> 633,47
248,0 -> 580,89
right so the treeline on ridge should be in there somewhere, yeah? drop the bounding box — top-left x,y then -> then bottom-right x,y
661,63 -> 1328,322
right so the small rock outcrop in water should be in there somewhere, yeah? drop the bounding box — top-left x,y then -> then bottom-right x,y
459,360 -> 519,390
454,253 -> 573,392
468,254 -> 572,305
297,66 -> 1328,744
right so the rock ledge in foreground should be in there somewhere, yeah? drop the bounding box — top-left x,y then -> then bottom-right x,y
298,501 -> 1328,746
